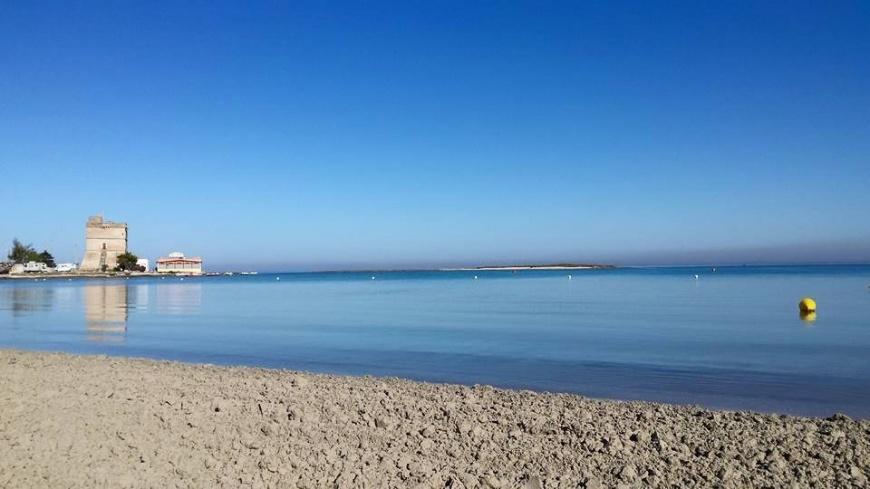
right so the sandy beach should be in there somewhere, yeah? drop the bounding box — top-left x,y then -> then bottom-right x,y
1,350 -> 867,488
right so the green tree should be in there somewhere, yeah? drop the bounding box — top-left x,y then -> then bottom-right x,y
8,239 -> 41,264
115,252 -> 144,272
39,250 -> 56,268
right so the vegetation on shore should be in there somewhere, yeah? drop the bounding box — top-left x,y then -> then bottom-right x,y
3,239 -> 146,273
6,239 -> 55,267
115,252 -> 145,272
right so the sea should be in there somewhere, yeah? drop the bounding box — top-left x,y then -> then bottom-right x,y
2,265 -> 869,418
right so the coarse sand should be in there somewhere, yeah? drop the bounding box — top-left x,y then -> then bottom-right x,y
1,349 -> 867,488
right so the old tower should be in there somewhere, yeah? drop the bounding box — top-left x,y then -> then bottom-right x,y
80,216 -> 128,271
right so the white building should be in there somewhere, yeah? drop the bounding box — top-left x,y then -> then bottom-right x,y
56,263 -> 78,273
136,258 -> 150,272
156,252 -> 203,275
23,261 -> 50,273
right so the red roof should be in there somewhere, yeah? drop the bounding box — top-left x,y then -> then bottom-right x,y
157,257 -> 202,263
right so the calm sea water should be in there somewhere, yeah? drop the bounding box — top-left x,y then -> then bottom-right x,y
2,266 -> 869,417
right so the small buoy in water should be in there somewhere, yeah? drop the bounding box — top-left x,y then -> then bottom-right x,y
276,277 -> 280,281
371,276 -> 375,280
799,297 -> 817,313
693,274 -> 699,280
180,278 -> 184,281
473,275 -> 478,280
568,274 -> 572,280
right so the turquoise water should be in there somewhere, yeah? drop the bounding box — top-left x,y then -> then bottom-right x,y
2,266 -> 869,417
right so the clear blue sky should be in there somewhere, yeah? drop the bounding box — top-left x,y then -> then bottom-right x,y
2,1 -> 869,270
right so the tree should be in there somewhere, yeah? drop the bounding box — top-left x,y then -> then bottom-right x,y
8,239 -> 41,264
116,252 -> 144,272
39,250 -> 56,268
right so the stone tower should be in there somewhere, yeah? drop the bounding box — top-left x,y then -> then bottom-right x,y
80,216 -> 128,271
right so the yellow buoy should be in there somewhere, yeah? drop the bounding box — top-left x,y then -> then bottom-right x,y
800,311 -> 817,322
798,297 -> 816,313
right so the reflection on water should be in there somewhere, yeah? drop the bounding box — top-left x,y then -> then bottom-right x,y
0,280 -> 202,343
156,283 -> 202,315
82,281 -> 202,342
84,284 -> 129,343
2,287 -> 55,317
1,267 -> 869,417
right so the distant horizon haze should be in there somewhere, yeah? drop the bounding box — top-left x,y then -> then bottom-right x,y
2,220 -> 869,272
2,1 -> 869,270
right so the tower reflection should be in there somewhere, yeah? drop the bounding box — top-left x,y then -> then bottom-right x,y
83,284 -> 129,343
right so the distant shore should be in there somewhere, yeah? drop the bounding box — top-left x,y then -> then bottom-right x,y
1,349 -> 866,488
443,264 -> 615,271
0,266 -> 616,280
0,267 -> 618,280
0,271 -> 185,281
0,271 -> 261,281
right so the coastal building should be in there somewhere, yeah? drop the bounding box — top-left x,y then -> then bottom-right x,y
23,261 -> 50,273
80,216 -> 128,271
136,258 -> 150,272
156,252 -> 203,275
56,263 -> 77,273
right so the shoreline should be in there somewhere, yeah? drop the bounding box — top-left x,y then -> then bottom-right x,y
0,272 -> 200,281
0,268 -> 608,278
1,349 -> 867,488
442,266 -> 598,271
0,267 -> 610,280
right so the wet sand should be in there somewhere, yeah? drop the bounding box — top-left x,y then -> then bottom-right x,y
1,349 -> 867,488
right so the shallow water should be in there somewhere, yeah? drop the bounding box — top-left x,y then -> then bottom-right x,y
2,266 -> 869,417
